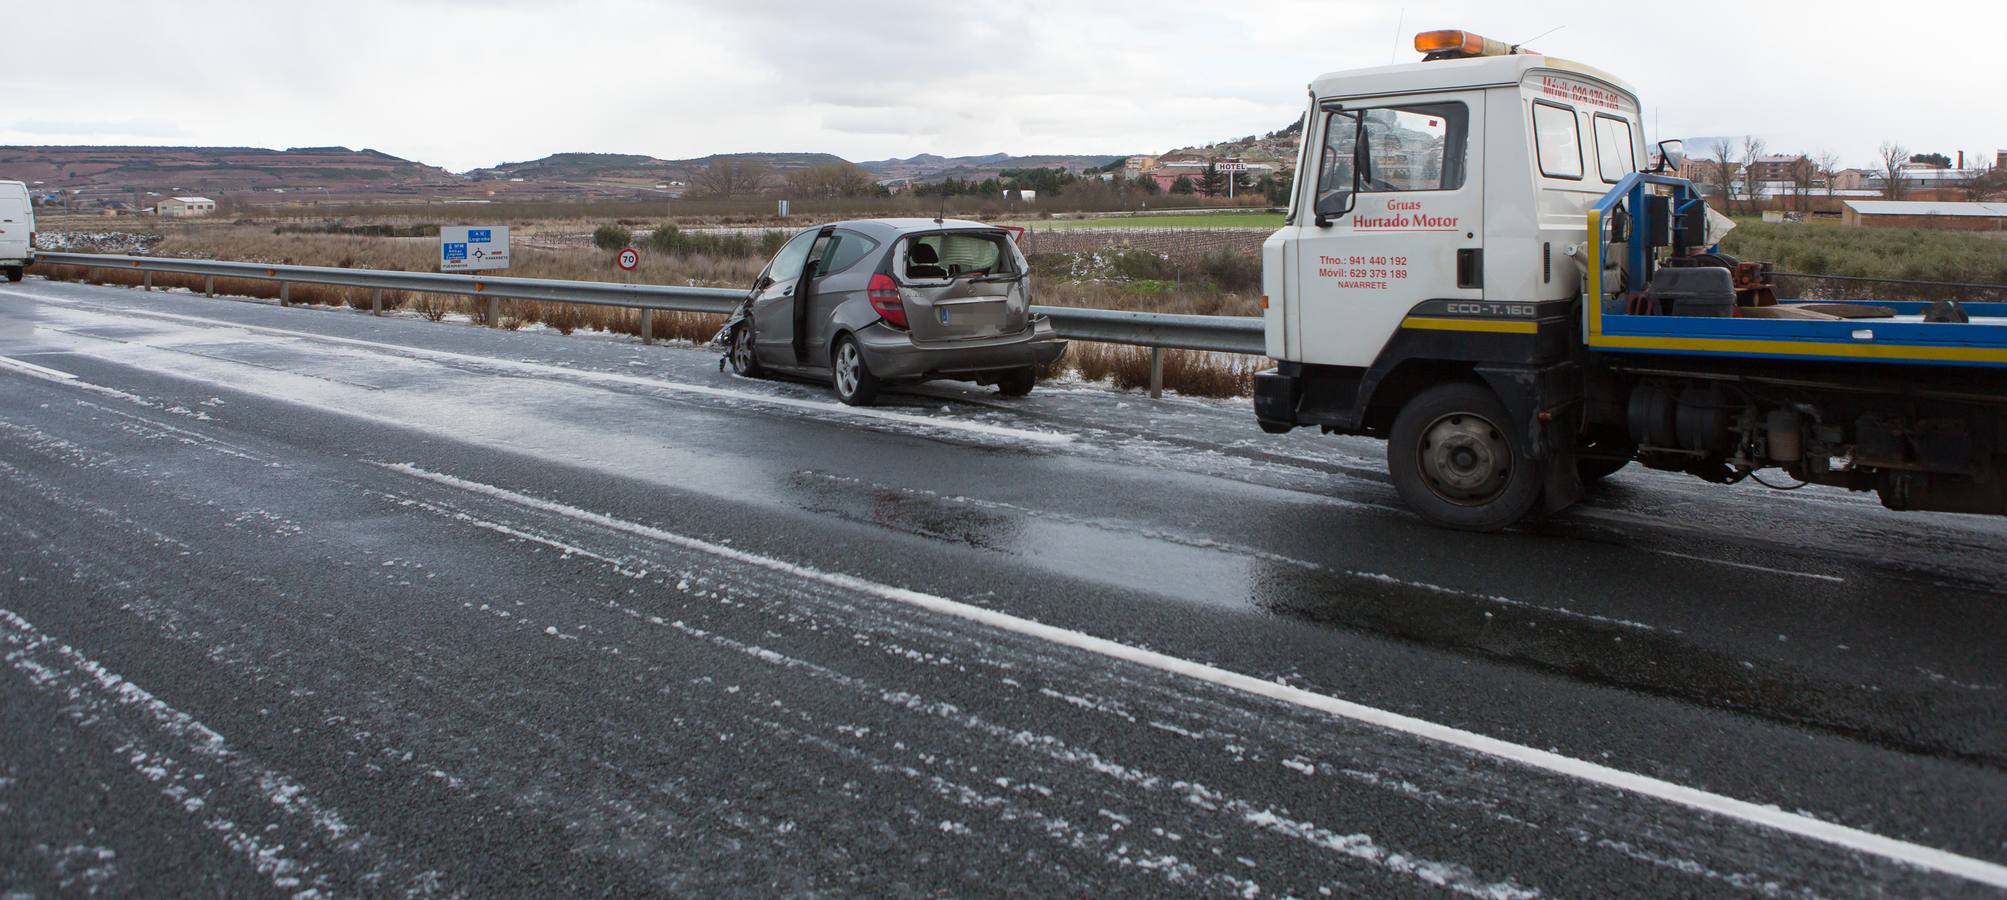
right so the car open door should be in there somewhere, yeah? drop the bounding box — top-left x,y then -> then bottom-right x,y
750,228 -> 821,367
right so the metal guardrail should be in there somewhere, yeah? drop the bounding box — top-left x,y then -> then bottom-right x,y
32,252 -> 1267,397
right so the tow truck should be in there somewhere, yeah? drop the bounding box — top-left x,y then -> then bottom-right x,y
1253,29 -> 2007,530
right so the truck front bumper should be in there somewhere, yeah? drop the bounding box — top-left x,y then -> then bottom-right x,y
1254,366 -> 1301,432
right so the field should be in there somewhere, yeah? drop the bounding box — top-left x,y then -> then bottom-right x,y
1721,219 -> 2007,300
1013,212 -> 1286,230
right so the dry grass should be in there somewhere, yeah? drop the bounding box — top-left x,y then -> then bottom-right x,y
1059,342 -> 1259,399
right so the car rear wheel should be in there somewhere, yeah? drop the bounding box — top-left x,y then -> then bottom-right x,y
996,367 -> 1035,397
831,335 -> 881,406
727,323 -> 763,377
1388,382 -> 1543,532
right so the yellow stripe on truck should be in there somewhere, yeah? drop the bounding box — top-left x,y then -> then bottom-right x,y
1593,334 -> 2007,365
1401,316 -> 1539,334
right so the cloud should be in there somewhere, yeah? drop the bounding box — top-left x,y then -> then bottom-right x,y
12,118 -> 192,138
3,0 -> 2002,171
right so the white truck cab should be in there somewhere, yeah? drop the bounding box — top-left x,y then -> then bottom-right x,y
1258,32 -> 1649,529
1264,44 -> 1644,366
1256,30 -> 2007,532
0,180 -> 35,282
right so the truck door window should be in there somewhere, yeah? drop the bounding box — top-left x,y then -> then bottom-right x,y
1357,104 -> 1466,192
1593,114 -> 1636,183
1532,101 -> 1584,180
1315,102 -> 1467,217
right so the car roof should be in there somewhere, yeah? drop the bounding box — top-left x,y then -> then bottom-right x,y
822,218 -> 1003,237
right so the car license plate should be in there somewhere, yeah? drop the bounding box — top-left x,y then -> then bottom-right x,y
938,307 -> 951,325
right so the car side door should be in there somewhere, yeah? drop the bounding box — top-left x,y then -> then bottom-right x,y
800,230 -> 880,367
751,229 -> 819,366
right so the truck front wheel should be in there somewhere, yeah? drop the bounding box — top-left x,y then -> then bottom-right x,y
1388,383 -> 1544,532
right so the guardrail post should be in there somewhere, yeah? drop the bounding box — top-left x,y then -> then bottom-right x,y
640,309 -> 654,345
487,297 -> 501,329
279,282 -> 290,306
1148,347 -> 1165,399
204,275 -> 215,298
370,288 -> 382,316
143,272 -> 152,292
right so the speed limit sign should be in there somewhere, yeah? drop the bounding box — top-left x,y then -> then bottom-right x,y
615,246 -> 640,271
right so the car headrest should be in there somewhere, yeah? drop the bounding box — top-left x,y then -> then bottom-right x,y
909,242 -> 939,264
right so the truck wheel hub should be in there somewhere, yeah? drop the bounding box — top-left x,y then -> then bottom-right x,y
1419,413 -> 1511,505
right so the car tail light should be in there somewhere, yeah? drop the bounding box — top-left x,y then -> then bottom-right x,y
868,273 -> 908,328
27,232 -> 35,249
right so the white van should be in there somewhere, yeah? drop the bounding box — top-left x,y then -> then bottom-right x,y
0,180 -> 35,281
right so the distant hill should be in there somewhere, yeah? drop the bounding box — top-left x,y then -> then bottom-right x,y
0,145 -> 460,202
857,152 -> 1126,182
1163,119 -> 1303,167
0,142 -> 1227,208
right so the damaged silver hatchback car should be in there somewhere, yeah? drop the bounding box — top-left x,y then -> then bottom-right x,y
717,219 -> 1067,405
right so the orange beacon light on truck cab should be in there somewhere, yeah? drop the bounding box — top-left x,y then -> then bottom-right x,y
1413,29 -> 1525,60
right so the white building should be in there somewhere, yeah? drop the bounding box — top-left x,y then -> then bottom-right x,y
158,196 -> 216,217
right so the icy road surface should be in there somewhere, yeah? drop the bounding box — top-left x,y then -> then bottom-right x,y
1,277 -> 2003,897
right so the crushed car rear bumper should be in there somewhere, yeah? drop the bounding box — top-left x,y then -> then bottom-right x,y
855,316 -> 1065,380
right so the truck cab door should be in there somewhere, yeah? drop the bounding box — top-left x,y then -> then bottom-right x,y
1288,93 -> 1483,368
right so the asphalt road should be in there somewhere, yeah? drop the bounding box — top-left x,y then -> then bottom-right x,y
1,276 -> 2003,897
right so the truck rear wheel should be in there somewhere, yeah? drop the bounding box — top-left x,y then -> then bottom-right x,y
3,267 -> 20,283
1388,383 -> 1543,532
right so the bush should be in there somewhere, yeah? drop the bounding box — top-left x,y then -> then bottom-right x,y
1106,248 -> 1170,281
645,225 -> 789,260
1193,250 -> 1260,292
592,223 -> 632,251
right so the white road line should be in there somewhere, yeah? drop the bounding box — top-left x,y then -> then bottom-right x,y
1642,547 -> 1846,584
0,289 -> 1073,446
381,460 -> 2007,890
0,354 -> 80,380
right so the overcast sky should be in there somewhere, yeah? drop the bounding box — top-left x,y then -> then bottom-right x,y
6,0 -> 2003,172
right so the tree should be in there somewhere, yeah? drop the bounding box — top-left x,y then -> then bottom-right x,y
1877,141 -> 1909,200
1961,163 -> 2007,201
1707,138 -> 1739,215
687,157 -> 774,199
1909,152 -> 1951,169
1740,136 -> 1769,209
1195,161 -> 1225,198
1137,173 -> 1160,195
1813,150 -> 1842,198
784,163 -> 878,198
1170,175 -> 1195,195
1785,155 -> 1815,212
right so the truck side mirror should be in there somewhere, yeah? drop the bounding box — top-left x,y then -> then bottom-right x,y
1313,189 -> 1355,227
1653,139 -> 1685,174
1313,112 -> 1365,227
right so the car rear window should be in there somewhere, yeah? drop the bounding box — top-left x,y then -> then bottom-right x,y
906,233 -> 1012,278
